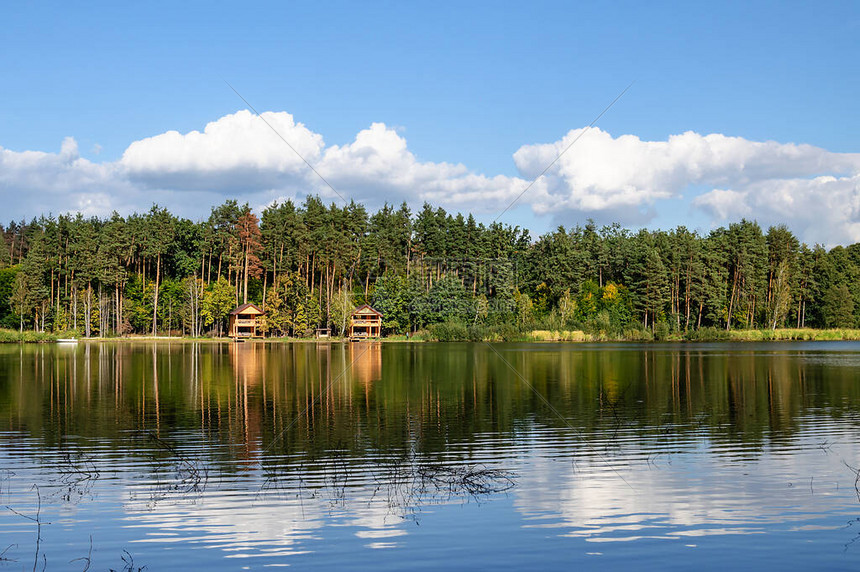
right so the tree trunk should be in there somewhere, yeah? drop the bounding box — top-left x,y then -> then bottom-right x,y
116,283 -> 121,335
85,282 -> 92,338
311,252 -> 316,292
726,268 -> 738,330
243,243 -> 249,304
796,295 -> 802,328
152,253 -> 161,336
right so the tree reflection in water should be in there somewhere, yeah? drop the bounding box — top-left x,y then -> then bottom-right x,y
1,341 -> 860,568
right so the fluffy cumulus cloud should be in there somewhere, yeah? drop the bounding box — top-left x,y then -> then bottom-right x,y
317,122 -> 523,206
0,137 -> 137,218
2,111 -> 860,245
511,128 -> 860,230
118,111 -> 525,208
121,110 -> 325,192
694,174 -> 860,245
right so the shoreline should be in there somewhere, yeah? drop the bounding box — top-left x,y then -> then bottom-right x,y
3,328 -> 860,344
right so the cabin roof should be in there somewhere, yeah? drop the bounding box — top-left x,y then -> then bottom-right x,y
351,304 -> 383,317
230,303 -> 265,315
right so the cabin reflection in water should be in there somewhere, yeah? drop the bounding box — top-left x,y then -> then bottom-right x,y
226,341 -> 267,465
228,340 -> 265,386
349,341 -> 382,385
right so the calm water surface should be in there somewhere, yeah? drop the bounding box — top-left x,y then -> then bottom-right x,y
1,341 -> 859,570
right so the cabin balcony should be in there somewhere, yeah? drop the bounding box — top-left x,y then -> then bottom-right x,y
352,319 -> 380,325
234,318 -> 258,326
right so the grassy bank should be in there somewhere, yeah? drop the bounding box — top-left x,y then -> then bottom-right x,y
523,328 -> 860,343
0,329 -> 58,343
423,323 -> 860,343
5,327 -> 860,344
726,328 -> 860,341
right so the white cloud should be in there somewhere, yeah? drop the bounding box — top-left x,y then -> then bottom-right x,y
316,122 -> 524,207
118,112 -> 525,208
694,175 -> 860,245
0,138 -> 136,219
2,113 -> 860,245
121,110 -> 325,192
511,128 -> 860,226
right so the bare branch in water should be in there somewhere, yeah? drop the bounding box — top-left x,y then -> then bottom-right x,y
142,432 -> 209,507
0,543 -> 17,562
54,451 -> 101,504
69,535 -> 93,571
844,461 -> 860,503
109,549 -> 146,572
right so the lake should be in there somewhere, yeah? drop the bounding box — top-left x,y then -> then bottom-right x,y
1,341 -> 859,570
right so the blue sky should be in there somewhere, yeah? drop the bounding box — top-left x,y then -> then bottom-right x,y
2,1 -> 859,243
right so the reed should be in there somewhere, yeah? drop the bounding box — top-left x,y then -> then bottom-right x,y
0,329 -> 57,343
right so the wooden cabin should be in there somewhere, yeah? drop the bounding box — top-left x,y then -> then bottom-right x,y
349,305 -> 383,339
228,303 -> 265,338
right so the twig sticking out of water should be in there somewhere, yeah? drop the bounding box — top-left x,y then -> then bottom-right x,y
5,484 -> 49,572
842,517 -> 860,552
370,455 -> 517,522
259,451 -> 516,523
110,549 -> 146,572
322,446 -> 351,508
55,451 -> 101,503
598,387 -> 633,443
69,535 -> 93,571
416,465 -> 516,499
0,469 -> 14,499
844,461 -> 860,502
146,432 -> 209,497
59,451 -> 100,484
0,543 -> 16,562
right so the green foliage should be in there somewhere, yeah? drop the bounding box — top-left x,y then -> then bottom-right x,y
0,328 -> 57,343
263,273 -> 322,336
653,321 -> 671,341
201,277 -> 234,335
0,235 -> 10,268
513,289 -> 534,328
371,274 -> 410,334
0,266 -> 19,328
426,320 -> 525,342
329,289 -> 355,336
157,278 -> 187,333
821,285 -> 855,328
4,198 -> 860,338
428,320 -> 471,342
683,327 -> 730,341
412,274 -> 472,326
124,276 -> 155,333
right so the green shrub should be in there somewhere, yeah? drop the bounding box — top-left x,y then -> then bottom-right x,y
622,328 -> 653,341
0,329 -> 58,343
683,327 -> 729,341
428,321 -> 469,341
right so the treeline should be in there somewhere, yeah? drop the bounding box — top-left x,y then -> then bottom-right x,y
0,197 -> 858,338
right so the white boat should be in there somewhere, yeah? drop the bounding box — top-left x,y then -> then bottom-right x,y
56,338 -> 79,343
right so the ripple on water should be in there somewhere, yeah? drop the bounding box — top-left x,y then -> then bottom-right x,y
2,342 -> 860,570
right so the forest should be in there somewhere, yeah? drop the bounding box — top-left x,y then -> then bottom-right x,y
1,197 -> 858,340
